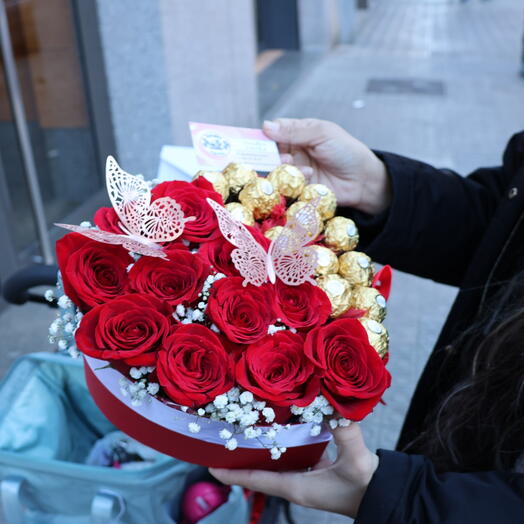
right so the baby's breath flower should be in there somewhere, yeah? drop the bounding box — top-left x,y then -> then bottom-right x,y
262,407 -> 275,423
213,394 -> 228,409
147,383 -> 159,395
219,429 -> 233,440
270,447 -> 282,460
310,424 -> 322,437
129,367 -> 142,380
225,438 -> 238,451
188,422 -> 201,433
239,391 -> 254,405
329,419 -> 339,430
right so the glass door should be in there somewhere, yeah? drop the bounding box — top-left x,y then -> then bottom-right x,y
0,0 -> 104,266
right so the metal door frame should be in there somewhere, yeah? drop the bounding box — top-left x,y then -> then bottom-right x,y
0,0 -> 114,272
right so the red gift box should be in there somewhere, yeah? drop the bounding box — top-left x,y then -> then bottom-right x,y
84,356 -> 331,471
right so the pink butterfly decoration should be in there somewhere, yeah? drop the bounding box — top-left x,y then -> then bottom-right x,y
207,197 -> 320,287
55,156 -> 194,259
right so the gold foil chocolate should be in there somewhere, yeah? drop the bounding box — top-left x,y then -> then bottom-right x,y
324,216 -> 359,252
193,170 -> 229,200
268,164 -> 306,199
359,318 -> 389,358
264,226 -> 284,242
225,202 -> 255,226
351,286 -> 387,323
222,163 -> 257,193
285,201 -> 323,231
317,274 -> 352,317
299,183 -> 337,220
238,177 -> 280,220
310,245 -> 339,276
339,251 -> 373,286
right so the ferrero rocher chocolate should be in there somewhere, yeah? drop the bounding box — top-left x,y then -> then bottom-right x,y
238,177 -> 280,220
317,274 -> 352,317
359,318 -> 389,358
351,286 -> 387,323
222,163 -> 257,193
285,201 -> 322,230
324,216 -> 359,252
268,164 -> 306,199
225,202 -> 255,226
299,184 -> 337,220
264,226 -> 284,242
193,170 -> 229,200
339,251 -> 373,286
310,245 -> 339,276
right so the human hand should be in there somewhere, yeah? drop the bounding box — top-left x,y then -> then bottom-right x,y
263,118 -> 391,215
209,423 -> 378,518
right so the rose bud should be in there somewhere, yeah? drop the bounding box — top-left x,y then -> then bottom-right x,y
75,293 -> 172,366
207,277 -> 275,344
237,331 -> 320,407
304,318 -> 391,421
56,233 -> 133,312
157,324 -> 234,407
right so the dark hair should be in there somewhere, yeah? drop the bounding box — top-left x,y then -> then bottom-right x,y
413,276 -> 524,473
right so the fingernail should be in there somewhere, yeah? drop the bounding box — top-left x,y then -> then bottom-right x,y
263,120 -> 280,133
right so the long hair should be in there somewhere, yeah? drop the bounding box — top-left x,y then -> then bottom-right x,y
412,274 -> 524,473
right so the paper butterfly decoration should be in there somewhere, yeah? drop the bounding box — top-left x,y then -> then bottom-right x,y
55,156 -> 194,259
207,198 -> 320,287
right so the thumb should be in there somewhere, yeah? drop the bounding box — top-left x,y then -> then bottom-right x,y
263,118 -> 328,146
332,423 -> 368,463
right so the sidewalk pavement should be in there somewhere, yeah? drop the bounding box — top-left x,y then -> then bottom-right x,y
266,0 -> 524,522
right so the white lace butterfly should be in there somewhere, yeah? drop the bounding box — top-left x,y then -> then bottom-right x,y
55,156 -> 194,259
207,198 -> 320,286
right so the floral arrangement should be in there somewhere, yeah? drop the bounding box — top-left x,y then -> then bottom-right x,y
49,157 -> 392,468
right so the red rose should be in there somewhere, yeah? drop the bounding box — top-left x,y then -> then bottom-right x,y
152,181 -> 222,243
75,293 -> 172,366
207,277 -> 275,344
304,318 -> 391,420
56,233 -> 133,312
274,280 -> 331,330
93,207 -> 122,234
128,251 -> 209,306
157,324 -> 234,407
237,331 -> 320,407
200,226 -> 270,276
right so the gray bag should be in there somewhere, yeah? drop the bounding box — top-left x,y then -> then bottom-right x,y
0,353 -> 248,524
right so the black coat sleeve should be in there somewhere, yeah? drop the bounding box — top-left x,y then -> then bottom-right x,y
338,133 -> 524,286
355,450 -> 524,524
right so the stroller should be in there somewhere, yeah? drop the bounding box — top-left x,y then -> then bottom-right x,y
0,264 -> 289,524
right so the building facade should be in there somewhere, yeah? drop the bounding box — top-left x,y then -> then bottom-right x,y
0,0 -> 360,287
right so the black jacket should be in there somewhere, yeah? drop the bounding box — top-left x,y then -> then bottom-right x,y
343,132 -> 524,523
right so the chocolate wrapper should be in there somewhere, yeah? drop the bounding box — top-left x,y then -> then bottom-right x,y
222,163 -> 257,193
225,202 -> 255,226
324,216 -> 359,252
359,318 -> 389,358
299,184 -> 336,220
339,252 -> 373,286
268,164 -> 306,199
310,245 -> 339,276
239,177 -> 281,220
351,286 -> 387,323
317,274 -> 352,317
264,226 -> 284,242
286,201 -> 323,231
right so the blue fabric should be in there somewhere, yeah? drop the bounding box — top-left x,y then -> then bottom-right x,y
0,353 -> 248,523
